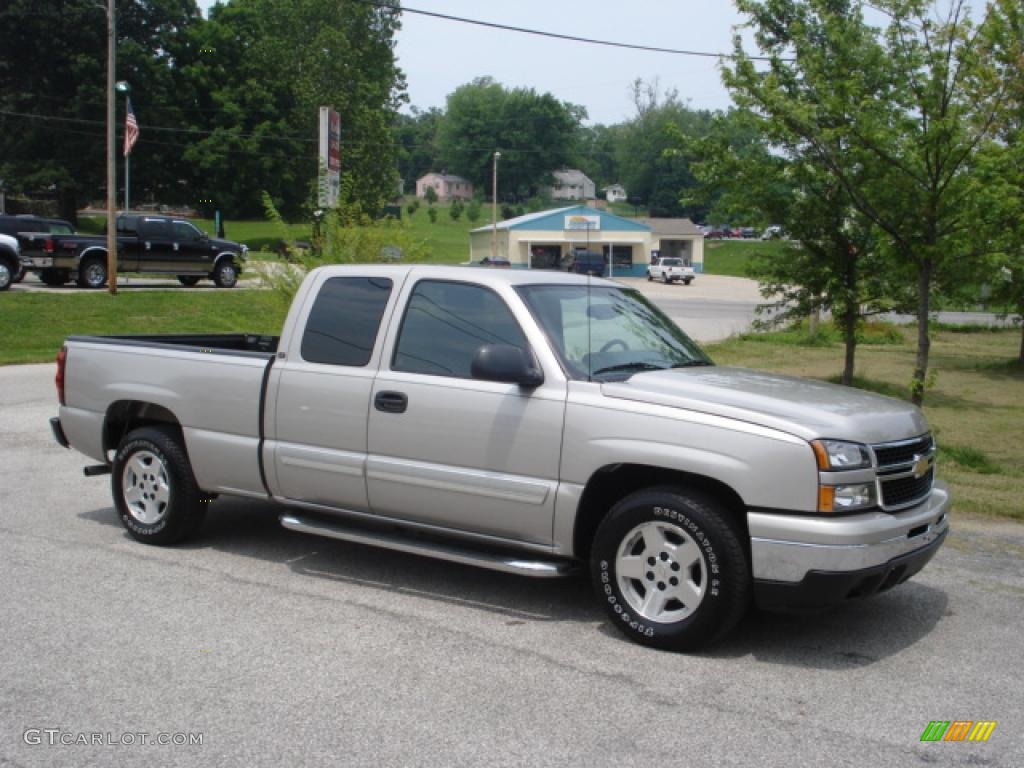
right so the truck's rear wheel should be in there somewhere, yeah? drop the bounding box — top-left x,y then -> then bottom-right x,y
112,426 -> 206,545
590,487 -> 750,651
78,258 -> 108,289
213,260 -> 238,288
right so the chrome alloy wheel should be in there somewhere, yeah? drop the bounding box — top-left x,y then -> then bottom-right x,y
84,261 -> 106,287
122,450 -> 171,525
0,262 -> 11,290
615,520 -> 707,623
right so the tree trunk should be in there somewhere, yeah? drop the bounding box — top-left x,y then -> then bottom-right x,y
911,258 -> 933,406
841,305 -> 857,385
58,187 -> 78,227
808,299 -> 820,335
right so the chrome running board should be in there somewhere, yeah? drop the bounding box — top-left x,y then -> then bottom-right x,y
280,513 -> 575,578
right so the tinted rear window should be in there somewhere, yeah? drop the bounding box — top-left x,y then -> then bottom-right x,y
301,277 -> 393,366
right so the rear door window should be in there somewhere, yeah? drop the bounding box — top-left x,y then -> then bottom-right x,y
301,277 -> 394,367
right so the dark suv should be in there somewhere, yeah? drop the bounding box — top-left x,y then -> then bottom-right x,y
0,215 -> 75,290
567,251 -> 608,277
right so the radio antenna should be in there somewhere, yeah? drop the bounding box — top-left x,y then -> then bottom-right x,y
587,271 -> 592,382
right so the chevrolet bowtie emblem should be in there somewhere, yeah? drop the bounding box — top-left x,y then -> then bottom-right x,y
912,453 -> 932,479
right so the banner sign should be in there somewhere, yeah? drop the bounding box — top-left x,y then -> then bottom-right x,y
564,214 -> 600,231
318,107 -> 341,207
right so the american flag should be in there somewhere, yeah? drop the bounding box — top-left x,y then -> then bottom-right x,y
123,98 -> 139,157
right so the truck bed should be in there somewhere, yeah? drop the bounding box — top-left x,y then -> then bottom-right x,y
66,333 -> 279,357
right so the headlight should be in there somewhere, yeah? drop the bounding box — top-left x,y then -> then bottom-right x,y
811,439 -> 871,471
818,483 -> 877,513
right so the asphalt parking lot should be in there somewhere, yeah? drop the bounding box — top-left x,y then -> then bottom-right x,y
1,363 -> 1022,767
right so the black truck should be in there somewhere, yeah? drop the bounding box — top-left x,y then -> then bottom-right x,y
0,215 -> 75,290
18,213 -> 247,289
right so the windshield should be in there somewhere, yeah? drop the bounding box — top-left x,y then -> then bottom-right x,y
517,284 -> 712,381
661,259 -> 682,266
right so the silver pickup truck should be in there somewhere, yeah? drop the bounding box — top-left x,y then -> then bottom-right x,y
51,265 -> 949,650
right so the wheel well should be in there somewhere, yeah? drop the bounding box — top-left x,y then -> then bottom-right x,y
214,253 -> 238,267
79,247 -> 107,264
572,464 -> 750,562
103,400 -> 182,456
0,247 -> 18,269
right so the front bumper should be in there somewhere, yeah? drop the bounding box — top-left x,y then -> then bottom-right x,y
748,482 -> 950,607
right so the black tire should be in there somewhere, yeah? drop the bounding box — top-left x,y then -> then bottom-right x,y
0,258 -> 14,291
647,273 -> 653,281
13,264 -> 26,283
684,278 -> 693,285
111,426 -> 206,545
590,487 -> 750,651
39,269 -> 70,286
177,275 -> 201,287
77,257 -> 108,289
213,259 -> 238,288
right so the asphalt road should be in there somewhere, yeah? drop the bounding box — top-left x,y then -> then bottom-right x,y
1,364 -> 1022,767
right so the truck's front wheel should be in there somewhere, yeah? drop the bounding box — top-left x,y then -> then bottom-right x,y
213,260 -> 238,288
77,258 -> 108,289
112,427 -> 206,545
590,487 -> 750,651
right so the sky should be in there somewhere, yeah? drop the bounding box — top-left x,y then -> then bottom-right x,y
197,0 -> 749,125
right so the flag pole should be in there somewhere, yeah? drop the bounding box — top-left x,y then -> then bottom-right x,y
125,152 -> 130,211
105,0 -> 117,295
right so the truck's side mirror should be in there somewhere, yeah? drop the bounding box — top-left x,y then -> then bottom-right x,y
471,344 -> 544,389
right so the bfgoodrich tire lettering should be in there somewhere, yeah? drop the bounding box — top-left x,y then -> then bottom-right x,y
112,426 -> 206,545
590,487 -> 750,651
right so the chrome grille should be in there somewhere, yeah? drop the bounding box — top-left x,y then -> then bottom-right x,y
873,434 -> 934,467
872,434 -> 935,511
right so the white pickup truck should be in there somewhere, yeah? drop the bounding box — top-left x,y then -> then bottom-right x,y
51,265 -> 949,651
648,257 -> 695,284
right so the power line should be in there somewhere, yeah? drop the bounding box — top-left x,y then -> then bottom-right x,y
359,0 -> 785,62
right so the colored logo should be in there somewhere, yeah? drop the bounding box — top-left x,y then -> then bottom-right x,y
912,453 -> 932,479
920,721 -> 997,742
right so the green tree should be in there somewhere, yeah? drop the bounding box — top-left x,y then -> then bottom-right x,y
394,106 -> 443,186
449,198 -> 464,220
437,77 -> 584,199
405,199 -> 419,217
465,197 -> 482,223
423,185 -> 438,205
615,79 -> 715,219
0,0 -> 201,220
427,207 -> 437,223
684,109 -> 891,384
727,0 -> 1000,403
972,0 -> 1024,360
185,0 -> 405,218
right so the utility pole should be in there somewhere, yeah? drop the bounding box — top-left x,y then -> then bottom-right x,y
490,151 -> 500,259
105,0 -> 118,295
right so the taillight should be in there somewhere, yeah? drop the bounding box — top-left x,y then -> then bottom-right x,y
56,346 -> 67,405
44,238 -> 55,253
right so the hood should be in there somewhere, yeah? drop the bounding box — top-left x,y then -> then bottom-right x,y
209,238 -> 244,253
601,366 -> 928,444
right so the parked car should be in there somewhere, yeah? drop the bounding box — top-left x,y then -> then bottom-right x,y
0,215 -> 74,290
648,257 -> 694,285
740,227 -> 758,239
478,257 -> 511,268
567,250 -> 608,277
704,226 -> 729,239
761,225 -> 785,240
18,213 -> 246,288
52,265 -> 950,652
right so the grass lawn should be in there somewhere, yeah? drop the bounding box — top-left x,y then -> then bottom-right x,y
702,238 -> 797,277
707,325 -> 1024,522
0,291 -> 288,365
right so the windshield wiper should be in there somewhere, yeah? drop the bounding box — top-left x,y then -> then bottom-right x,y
670,361 -> 713,368
591,361 -> 666,376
